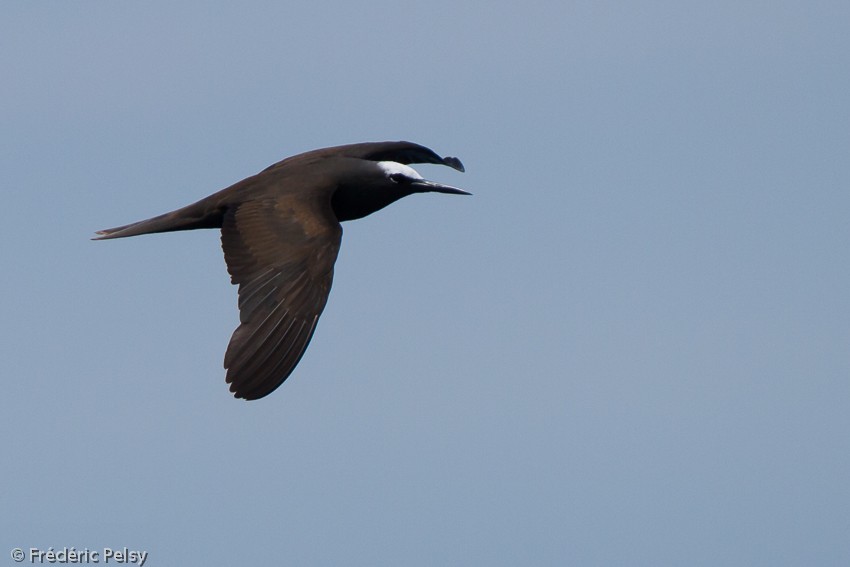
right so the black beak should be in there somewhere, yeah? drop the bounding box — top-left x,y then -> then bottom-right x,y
410,179 -> 472,196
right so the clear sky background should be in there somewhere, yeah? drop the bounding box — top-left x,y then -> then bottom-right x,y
2,1 -> 849,565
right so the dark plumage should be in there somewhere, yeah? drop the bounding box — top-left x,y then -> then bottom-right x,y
95,141 -> 468,400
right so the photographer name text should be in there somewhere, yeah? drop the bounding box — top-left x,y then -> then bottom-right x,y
11,547 -> 147,566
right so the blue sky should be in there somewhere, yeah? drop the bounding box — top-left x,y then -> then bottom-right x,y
3,1 -> 849,565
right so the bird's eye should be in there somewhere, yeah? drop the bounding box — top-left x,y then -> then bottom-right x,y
389,173 -> 407,184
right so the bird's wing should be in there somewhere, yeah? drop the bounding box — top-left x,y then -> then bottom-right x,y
262,141 -> 464,173
338,141 -> 465,171
220,196 -> 342,400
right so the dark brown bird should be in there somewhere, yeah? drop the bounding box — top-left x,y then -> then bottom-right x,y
95,141 -> 468,400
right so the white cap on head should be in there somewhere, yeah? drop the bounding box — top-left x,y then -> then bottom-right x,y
376,161 -> 423,180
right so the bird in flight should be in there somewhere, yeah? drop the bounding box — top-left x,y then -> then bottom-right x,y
95,141 -> 468,400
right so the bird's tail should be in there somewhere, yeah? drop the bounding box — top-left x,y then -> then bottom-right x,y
93,200 -> 225,240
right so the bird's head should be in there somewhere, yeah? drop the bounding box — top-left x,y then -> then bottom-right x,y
331,159 -> 469,222
376,161 -> 470,196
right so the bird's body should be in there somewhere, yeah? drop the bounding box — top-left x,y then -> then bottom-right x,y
95,141 -> 467,400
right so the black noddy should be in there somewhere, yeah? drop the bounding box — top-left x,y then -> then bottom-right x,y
95,141 -> 468,400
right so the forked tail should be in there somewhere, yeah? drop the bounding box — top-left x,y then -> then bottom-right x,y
93,201 -> 225,240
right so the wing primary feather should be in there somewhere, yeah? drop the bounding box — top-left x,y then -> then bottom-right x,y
224,304 -> 292,370
230,319 -> 307,399
235,318 -> 316,400
235,267 -> 280,310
